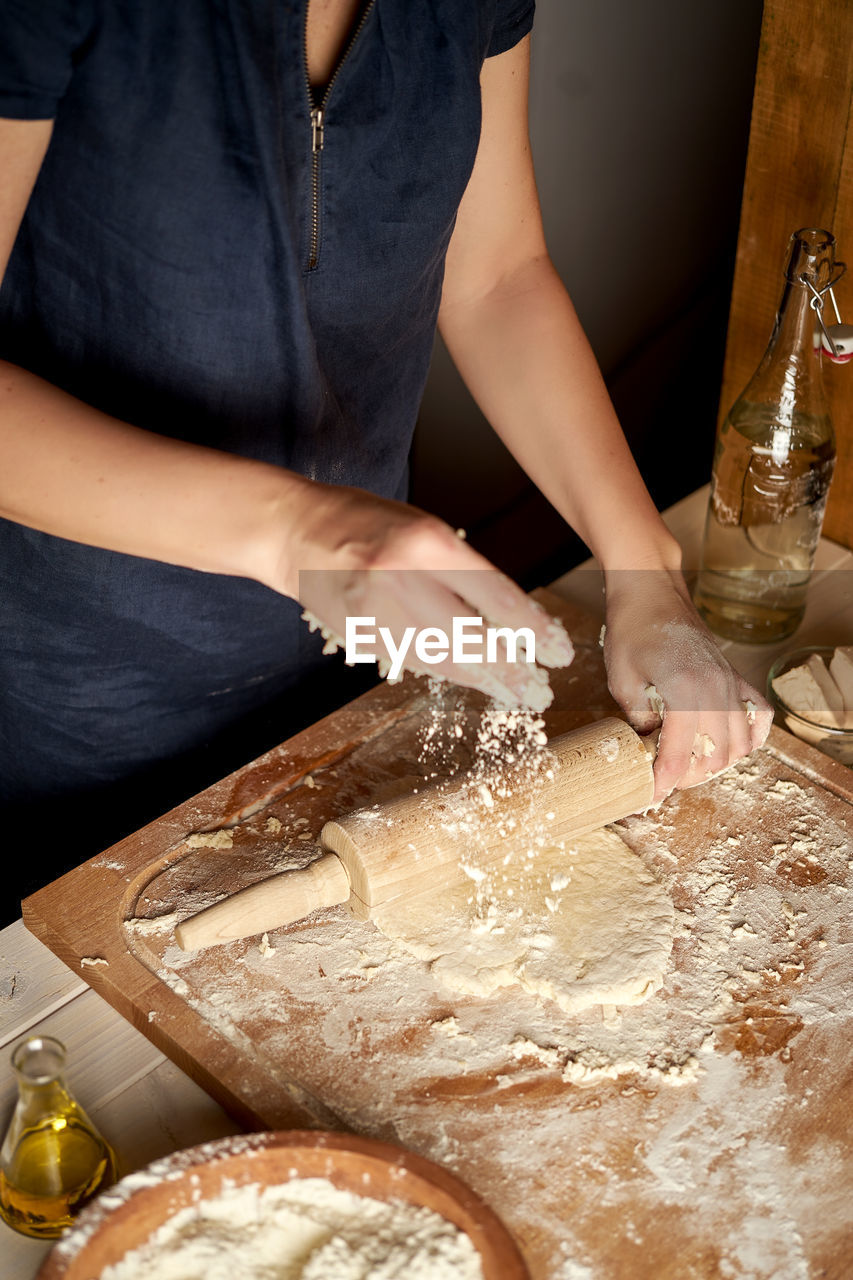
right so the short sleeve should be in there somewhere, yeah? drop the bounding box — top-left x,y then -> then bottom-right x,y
0,0 -> 97,119
486,0 -> 535,57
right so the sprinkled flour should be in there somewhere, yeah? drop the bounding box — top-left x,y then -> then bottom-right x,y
99,1178 -> 483,1280
367,695 -> 673,1013
122,661 -> 853,1280
300,605 -> 571,711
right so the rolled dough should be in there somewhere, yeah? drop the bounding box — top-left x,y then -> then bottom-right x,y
372,827 -> 674,1014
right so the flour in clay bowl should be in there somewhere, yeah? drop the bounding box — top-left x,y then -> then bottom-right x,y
98,1179 -> 482,1280
40,1132 -> 527,1280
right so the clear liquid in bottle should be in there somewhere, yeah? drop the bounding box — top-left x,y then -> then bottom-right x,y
695,227 -> 839,643
694,402 -> 835,641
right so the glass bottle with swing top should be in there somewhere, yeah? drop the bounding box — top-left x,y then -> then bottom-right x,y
694,227 -> 844,643
0,1036 -> 116,1238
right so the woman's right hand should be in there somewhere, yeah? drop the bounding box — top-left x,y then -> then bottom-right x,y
277,478 -> 574,708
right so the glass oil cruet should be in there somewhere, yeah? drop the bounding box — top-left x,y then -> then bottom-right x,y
694,227 -> 843,643
0,1036 -> 116,1238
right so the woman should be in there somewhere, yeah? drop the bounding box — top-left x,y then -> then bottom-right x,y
0,0 -> 770,912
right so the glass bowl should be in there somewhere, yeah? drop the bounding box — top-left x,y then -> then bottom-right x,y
767,646 -> 853,767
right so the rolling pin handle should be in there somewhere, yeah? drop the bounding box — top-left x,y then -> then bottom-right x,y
175,852 -> 350,951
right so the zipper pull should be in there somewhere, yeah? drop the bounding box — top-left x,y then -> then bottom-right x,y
311,107 -> 325,154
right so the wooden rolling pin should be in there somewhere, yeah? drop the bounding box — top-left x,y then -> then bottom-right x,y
175,717 -> 654,950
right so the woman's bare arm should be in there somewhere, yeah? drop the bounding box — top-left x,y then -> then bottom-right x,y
439,39 -> 772,794
0,116 -> 570,705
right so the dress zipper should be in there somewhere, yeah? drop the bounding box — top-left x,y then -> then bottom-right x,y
303,0 -> 375,271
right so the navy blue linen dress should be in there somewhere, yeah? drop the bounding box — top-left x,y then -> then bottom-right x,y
0,0 -> 534,897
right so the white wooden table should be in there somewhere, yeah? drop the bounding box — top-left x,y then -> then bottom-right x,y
2,487 -> 851,1278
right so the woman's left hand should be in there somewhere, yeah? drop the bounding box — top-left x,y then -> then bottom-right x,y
602,568 -> 773,802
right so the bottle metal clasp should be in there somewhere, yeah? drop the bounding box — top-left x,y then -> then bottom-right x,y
802,262 -> 852,362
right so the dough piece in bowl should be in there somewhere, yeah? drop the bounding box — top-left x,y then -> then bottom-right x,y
372,827 -> 674,1014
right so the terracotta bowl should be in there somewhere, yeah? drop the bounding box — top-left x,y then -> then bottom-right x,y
36,1130 -> 530,1279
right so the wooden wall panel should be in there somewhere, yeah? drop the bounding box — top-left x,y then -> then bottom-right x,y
718,0 -> 853,549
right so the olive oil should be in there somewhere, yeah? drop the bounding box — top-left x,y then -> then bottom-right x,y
0,1037 -> 116,1238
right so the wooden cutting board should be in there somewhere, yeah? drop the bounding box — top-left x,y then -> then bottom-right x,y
23,594 -> 853,1279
